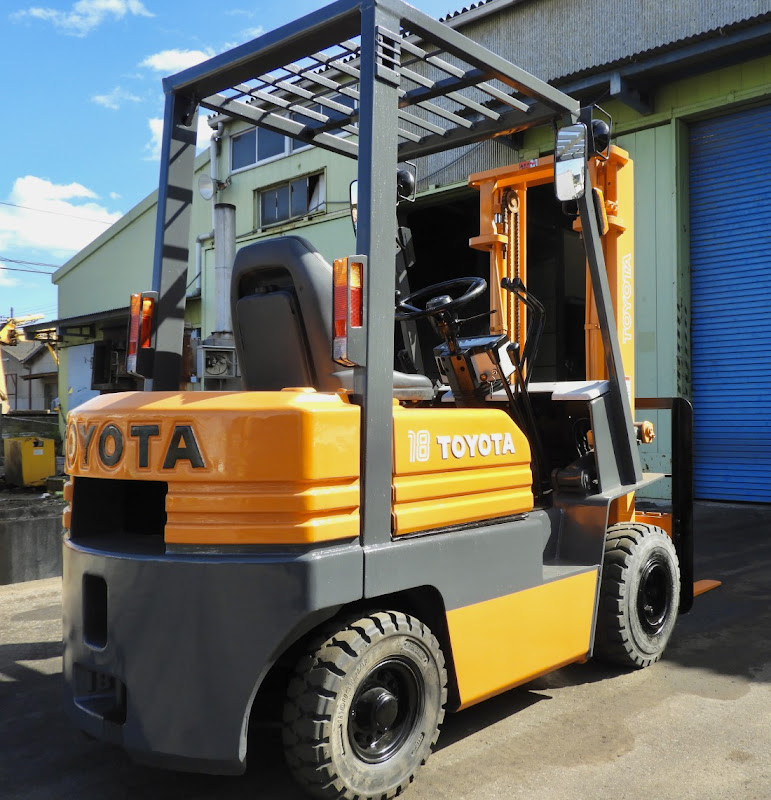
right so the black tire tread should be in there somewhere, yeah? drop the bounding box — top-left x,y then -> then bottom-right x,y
282,611 -> 447,800
594,522 -> 679,669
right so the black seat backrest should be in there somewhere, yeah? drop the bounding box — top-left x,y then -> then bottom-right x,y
230,236 -> 341,392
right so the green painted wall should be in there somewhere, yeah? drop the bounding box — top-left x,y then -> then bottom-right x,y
55,196 -> 157,319
615,125 -> 681,495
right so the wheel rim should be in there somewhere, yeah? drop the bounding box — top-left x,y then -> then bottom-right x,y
636,553 -> 673,635
348,656 -> 423,763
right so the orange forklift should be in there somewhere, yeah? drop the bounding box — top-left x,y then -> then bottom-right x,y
62,2 -> 695,798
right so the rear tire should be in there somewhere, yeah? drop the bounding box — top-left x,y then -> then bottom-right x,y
282,610 -> 447,800
594,522 -> 680,668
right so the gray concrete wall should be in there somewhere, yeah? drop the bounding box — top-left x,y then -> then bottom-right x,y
0,498 -> 64,584
0,415 -> 61,448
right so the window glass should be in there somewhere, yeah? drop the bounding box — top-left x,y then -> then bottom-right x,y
260,188 -> 278,226
257,127 -> 285,160
261,184 -> 291,226
260,174 -> 324,228
275,184 -> 290,222
290,178 -> 308,218
231,129 -> 256,170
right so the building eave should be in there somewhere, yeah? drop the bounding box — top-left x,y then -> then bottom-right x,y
23,307 -> 130,336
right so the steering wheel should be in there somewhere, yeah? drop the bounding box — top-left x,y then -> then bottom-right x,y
395,277 -> 487,321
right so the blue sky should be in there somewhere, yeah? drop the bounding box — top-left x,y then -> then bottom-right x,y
1,0 -> 462,323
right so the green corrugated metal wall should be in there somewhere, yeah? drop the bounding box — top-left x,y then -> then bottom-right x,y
617,124 -> 681,497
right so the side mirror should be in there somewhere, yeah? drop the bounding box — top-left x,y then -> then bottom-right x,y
580,104 -> 612,160
554,122 -> 587,202
350,164 -> 416,236
396,167 -> 416,202
349,180 -> 358,235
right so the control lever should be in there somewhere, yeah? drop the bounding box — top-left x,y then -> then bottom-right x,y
498,278 -> 547,497
500,277 -> 544,390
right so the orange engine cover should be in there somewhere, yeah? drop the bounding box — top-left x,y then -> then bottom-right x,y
391,404 -> 533,535
65,390 -> 534,544
65,388 -> 361,545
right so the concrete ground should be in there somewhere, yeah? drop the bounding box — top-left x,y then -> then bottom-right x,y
1,502 -> 769,799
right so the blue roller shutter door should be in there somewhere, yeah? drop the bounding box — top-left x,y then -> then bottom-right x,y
689,105 -> 771,501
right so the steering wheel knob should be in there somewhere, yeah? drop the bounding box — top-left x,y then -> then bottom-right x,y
426,294 -> 453,311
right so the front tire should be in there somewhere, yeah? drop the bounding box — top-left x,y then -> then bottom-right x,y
594,523 -> 680,668
282,611 -> 447,800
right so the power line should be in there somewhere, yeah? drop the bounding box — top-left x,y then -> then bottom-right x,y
0,264 -> 58,275
0,199 -> 117,225
11,302 -> 58,315
0,255 -> 61,270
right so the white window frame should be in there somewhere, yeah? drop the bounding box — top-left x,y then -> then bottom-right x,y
230,127 -> 290,174
257,172 -> 326,230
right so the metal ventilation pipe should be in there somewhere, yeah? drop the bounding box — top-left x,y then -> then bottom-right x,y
213,202 -> 236,338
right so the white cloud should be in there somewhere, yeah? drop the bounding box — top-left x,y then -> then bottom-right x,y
109,191 -> 122,200
223,25 -> 265,50
197,115 -> 213,152
0,176 -> 122,259
12,0 -> 153,37
91,86 -> 141,110
0,264 -> 21,288
144,117 -> 164,161
144,115 -> 213,161
139,48 -> 214,74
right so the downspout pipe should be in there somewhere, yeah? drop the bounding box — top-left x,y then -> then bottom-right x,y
192,231 -> 213,297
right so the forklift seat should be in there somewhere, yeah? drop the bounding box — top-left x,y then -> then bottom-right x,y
230,236 -> 434,401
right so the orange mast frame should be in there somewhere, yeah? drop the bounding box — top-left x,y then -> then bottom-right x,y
468,147 -> 640,525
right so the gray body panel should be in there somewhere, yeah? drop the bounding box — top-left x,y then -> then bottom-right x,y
364,514 -> 552,611
63,505 -> 602,773
62,537 -> 362,774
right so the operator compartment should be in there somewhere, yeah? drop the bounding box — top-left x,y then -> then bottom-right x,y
64,388 -> 361,547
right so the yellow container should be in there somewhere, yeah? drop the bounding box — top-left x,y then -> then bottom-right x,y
3,437 -> 56,487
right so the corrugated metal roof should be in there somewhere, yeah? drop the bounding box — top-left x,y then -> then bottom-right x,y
448,0 -> 771,83
440,0 -> 499,22
555,10 -> 771,83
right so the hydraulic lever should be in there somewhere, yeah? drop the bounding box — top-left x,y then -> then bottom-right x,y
500,276 -> 545,389
499,277 -> 548,497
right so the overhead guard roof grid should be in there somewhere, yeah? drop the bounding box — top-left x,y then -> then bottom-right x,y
164,0 -> 579,163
